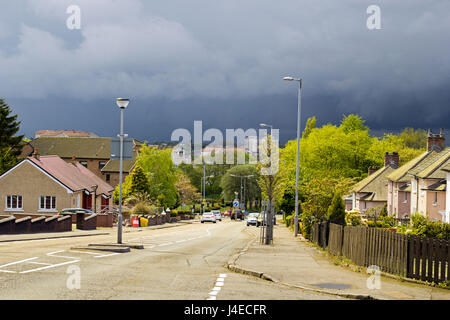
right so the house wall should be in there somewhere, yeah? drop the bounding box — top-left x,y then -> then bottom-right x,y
425,191 -> 446,221
396,191 -> 411,218
0,161 -> 75,215
101,171 -> 130,188
446,172 -> 450,223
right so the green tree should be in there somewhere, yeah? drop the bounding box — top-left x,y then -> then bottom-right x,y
340,114 -> 369,133
302,116 -> 316,139
327,191 -> 346,224
0,99 -> 24,173
129,165 -> 150,195
220,164 -> 261,207
399,128 -> 427,149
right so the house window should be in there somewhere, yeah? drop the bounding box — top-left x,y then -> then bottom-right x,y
80,161 -> 88,168
39,196 -> 56,211
99,161 -> 106,170
434,192 -> 438,205
106,174 -> 110,182
6,195 -> 23,210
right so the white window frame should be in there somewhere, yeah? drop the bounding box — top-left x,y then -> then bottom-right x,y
5,195 -> 23,211
38,196 -> 57,212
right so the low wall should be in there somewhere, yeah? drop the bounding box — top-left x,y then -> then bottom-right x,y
97,214 -> 113,228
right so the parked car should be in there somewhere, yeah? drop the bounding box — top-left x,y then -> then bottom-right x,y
58,208 -> 94,216
201,212 -> 216,223
231,209 -> 244,220
212,210 -> 222,221
256,212 -> 276,227
246,212 -> 259,226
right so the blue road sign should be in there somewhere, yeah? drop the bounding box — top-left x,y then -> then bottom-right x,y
233,200 -> 239,208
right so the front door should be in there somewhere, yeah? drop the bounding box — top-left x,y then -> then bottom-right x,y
82,192 -> 92,211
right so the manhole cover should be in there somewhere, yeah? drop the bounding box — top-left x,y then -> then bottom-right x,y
311,283 -> 351,290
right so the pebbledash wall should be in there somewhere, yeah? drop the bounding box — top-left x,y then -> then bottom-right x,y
0,160 -> 81,215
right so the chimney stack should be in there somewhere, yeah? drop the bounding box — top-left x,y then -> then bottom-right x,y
384,152 -> 399,168
427,129 -> 445,152
368,166 -> 378,175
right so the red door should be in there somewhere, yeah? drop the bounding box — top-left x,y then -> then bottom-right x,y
101,197 -> 109,211
82,192 -> 92,211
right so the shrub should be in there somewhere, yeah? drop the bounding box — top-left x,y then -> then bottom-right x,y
345,211 -> 363,226
367,221 -> 385,228
285,214 -> 293,227
132,202 -> 153,216
410,213 -> 450,240
327,192 -> 346,225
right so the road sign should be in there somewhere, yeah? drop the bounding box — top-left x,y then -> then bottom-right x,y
233,200 -> 239,208
110,137 -> 134,160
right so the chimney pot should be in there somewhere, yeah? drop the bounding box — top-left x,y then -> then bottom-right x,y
426,129 -> 445,152
384,152 -> 399,168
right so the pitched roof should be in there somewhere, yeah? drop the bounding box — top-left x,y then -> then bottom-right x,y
28,156 -> 114,195
387,151 -> 431,182
412,150 -> 450,179
35,130 -> 98,138
101,160 -> 136,173
441,162 -> 450,172
352,166 -> 396,202
30,137 -> 110,159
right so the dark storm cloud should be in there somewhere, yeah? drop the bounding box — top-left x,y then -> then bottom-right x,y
1,0 -> 449,143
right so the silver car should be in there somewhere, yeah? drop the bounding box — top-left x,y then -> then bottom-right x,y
246,213 -> 259,226
201,212 -> 216,223
212,210 -> 222,221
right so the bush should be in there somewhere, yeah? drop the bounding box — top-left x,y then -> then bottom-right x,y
410,213 -> 450,240
345,211 -> 363,226
131,202 -> 153,216
285,214 -> 293,227
367,221 -> 386,228
327,192 -> 346,225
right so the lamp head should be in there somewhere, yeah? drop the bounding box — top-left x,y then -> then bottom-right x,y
283,76 -> 295,81
116,98 -> 130,109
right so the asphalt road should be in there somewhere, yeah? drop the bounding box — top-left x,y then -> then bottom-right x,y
0,220 -> 343,300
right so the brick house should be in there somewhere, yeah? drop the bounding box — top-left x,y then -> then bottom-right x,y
34,129 -> 99,138
350,152 -> 399,214
387,130 -> 449,221
22,137 -> 144,187
0,155 -> 114,215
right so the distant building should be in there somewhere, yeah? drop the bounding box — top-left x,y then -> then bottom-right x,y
0,155 -> 114,214
22,137 -> 144,187
34,130 -> 99,138
350,152 -> 399,214
387,130 -> 449,222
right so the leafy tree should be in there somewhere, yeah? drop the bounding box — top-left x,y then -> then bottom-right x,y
327,191 -> 346,224
175,171 -> 201,206
302,116 -> 316,139
220,164 -> 261,207
340,114 -> 369,133
399,128 -> 427,149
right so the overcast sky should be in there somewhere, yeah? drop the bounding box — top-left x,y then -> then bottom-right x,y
1,0 -> 449,144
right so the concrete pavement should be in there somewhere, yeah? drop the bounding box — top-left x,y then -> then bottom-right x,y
230,223 -> 450,300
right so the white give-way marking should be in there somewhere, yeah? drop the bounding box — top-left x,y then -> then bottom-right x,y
207,273 -> 227,300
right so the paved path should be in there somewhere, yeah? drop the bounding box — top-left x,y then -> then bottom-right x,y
235,223 -> 450,300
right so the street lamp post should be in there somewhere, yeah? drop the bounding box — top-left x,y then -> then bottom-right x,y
283,76 -> 302,237
230,174 -> 254,210
116,97 -> 130,244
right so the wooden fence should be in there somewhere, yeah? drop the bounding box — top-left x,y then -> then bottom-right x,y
311,222 -> 449,283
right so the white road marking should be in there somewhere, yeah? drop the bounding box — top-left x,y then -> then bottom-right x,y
212,287 -> 221,291
70,250 -> 103,255
207,296 -> 216,300
208,291 -> 218,296
0,257 -> 38,269
215,282 -> 224,287
217,277 -> 225,282
28,262 -> 53,266
93,253 -> 120,258
207,273 -> 227,300
20,260 -> 80,274
219,274 -> 227,278
0,269 -> 16,273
